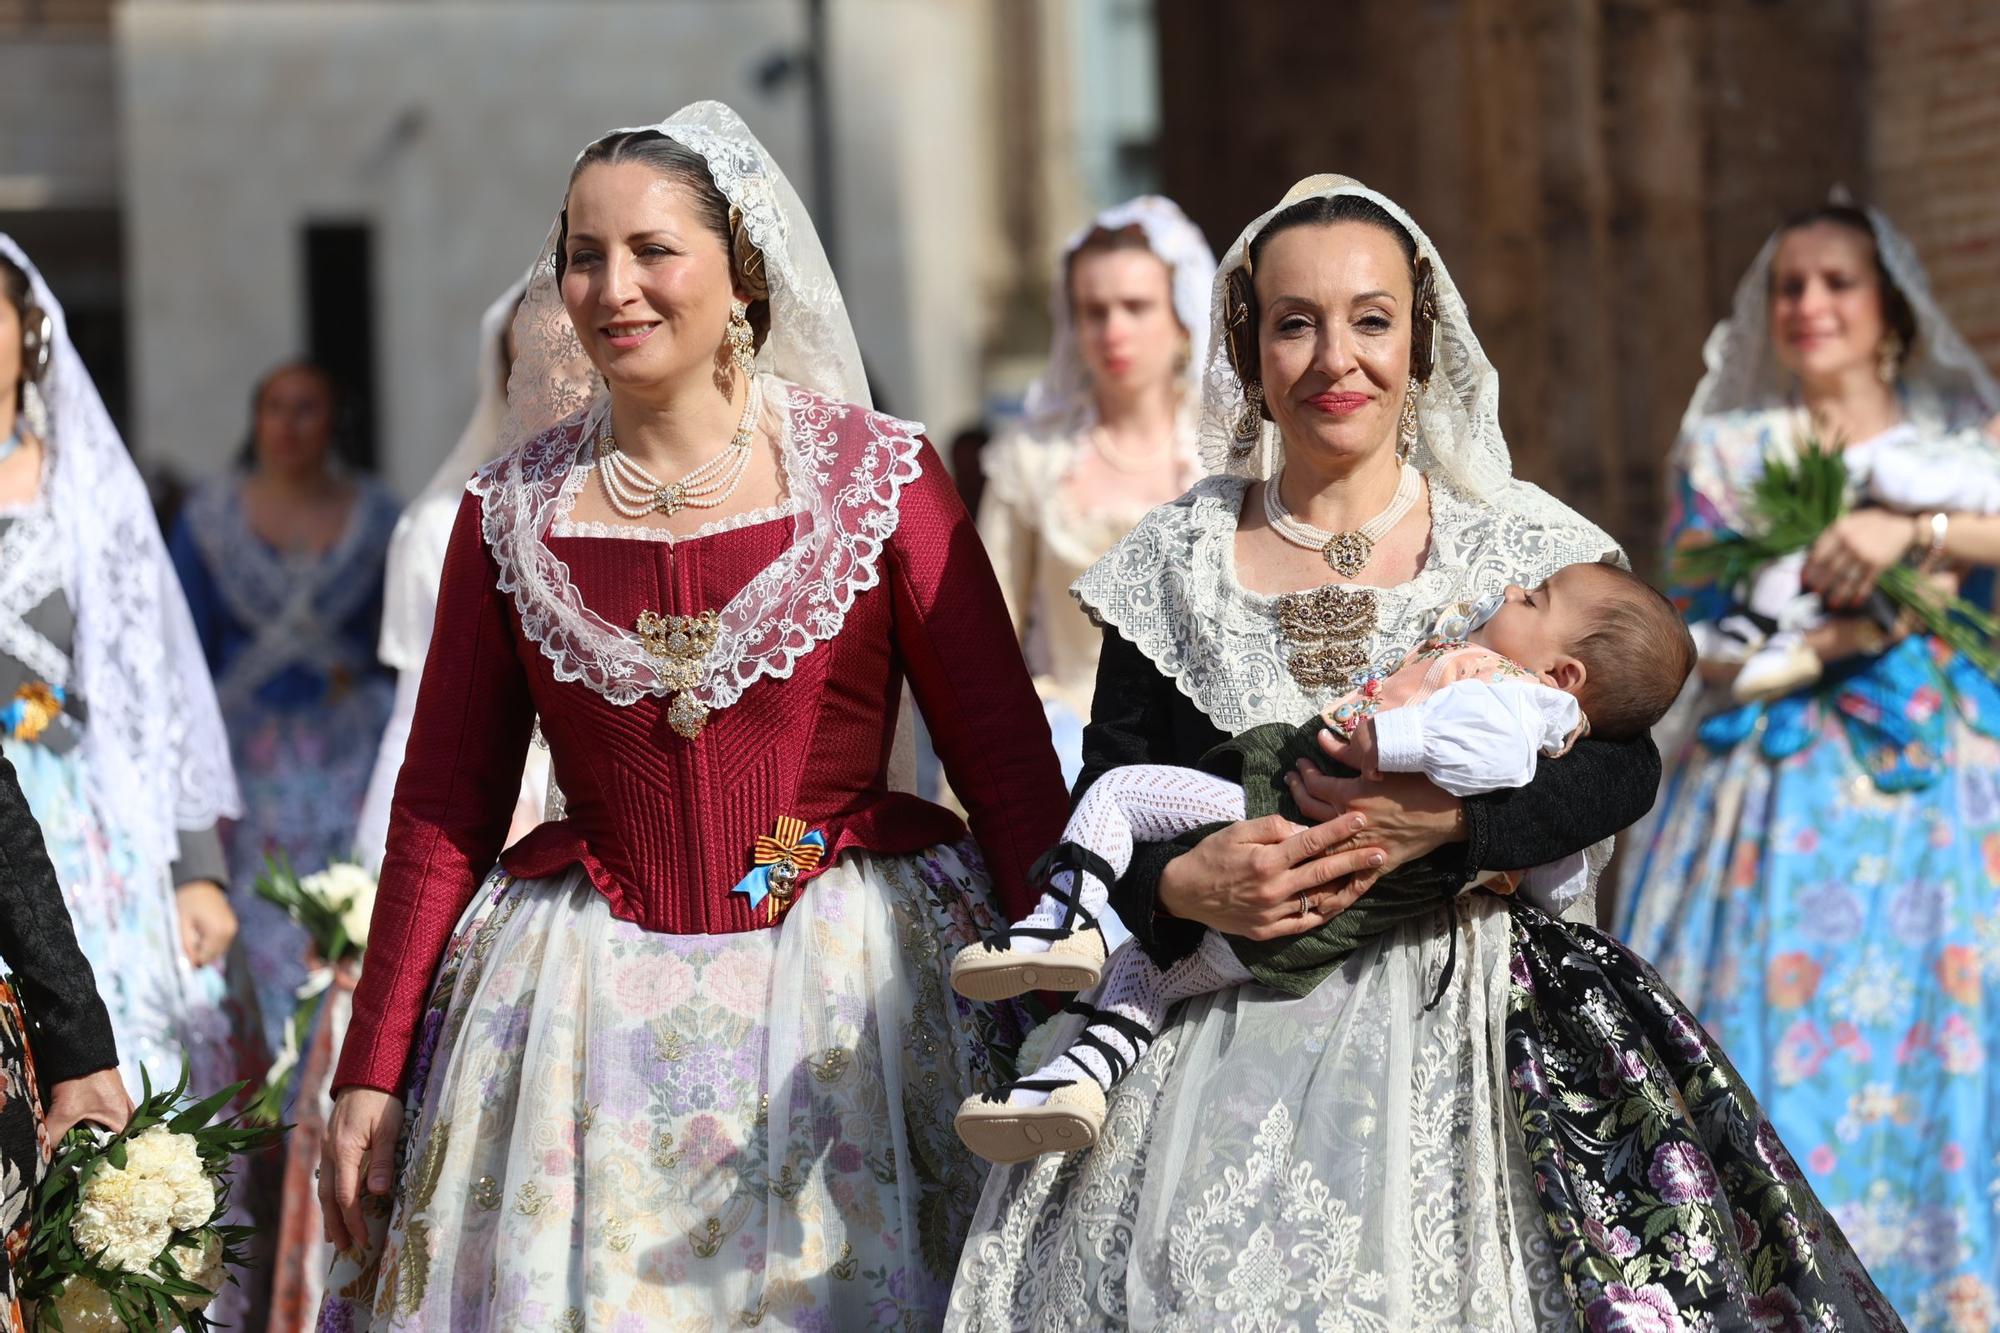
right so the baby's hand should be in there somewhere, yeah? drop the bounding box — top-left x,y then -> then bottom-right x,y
1320,719 -> 1381,779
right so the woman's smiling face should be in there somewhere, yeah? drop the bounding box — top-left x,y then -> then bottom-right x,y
559,161 -> 739,398
1768,221 -> 1889,388
1254,219 -> 1414,470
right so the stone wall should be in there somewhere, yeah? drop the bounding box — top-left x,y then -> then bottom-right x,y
1872,0 -> 2000,372
1154,0 -> 1876,571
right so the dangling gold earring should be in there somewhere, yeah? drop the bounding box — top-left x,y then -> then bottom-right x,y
1398,379 -> 1420,459
1877,333 -> 1903,386
1232,382 -> 1265,451
727,299 -> 756,375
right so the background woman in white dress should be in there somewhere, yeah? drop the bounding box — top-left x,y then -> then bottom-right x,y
978,197 -> 1213,785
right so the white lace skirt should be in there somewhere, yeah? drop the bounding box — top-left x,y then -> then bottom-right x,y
321,839 -> 1022,1332
947,894 -> 1569,1332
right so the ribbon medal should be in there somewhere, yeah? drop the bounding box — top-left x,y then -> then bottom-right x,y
733,815 -> 826,920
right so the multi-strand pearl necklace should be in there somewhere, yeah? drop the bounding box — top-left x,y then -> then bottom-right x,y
1263,460 -> 1422,577
594,374 -> 763,520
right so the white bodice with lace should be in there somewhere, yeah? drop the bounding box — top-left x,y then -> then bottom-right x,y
1074,473 -> 1619,732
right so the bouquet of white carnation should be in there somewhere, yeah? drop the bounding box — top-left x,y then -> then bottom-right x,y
244,857 -> 377,1123
20,1065 -> 279,1330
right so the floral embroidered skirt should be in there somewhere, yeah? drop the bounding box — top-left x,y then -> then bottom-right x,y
8,742 -> 251,1104
10,741 -> 268,1328
1621,701 -> 2000,1329
224,685 -> 394,1060
947,894 -> 1896,1331
319,839 -> 1027,1332
0,980 -> 43,1333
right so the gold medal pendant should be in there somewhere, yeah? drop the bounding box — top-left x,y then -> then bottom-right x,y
637,609 -> 720,737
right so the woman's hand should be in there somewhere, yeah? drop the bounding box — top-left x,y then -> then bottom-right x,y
1804,509 -> 1919,610
1286,745 -> 1466,875
175,880 -> 237,968
43,1068 -> 133,1144
1155,810 -> 1385,942
320,1087 -> 403,1253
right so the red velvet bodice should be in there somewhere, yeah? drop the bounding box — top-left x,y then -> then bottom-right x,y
336,418 -> 1068,1095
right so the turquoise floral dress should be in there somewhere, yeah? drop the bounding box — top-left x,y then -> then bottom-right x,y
1620,403 -> 2000,1330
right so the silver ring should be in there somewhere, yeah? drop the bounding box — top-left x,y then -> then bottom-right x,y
1297,893 -> 1311,918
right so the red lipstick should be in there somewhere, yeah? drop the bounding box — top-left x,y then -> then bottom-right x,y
1307,392 -> 1370,416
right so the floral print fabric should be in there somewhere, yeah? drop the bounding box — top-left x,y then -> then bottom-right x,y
1622,416 -> 2000,1328
0,980 -> 41,1333
320,839 -> 1026,1332
1508,908 -> 1898,1331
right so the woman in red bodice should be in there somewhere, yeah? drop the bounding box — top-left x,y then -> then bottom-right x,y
317,101 -> 1067,1330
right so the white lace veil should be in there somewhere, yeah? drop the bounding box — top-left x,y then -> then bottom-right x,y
1681,201 -> 2000,434
1201,175 -> 1524,506
378,276 -> 528,670
1022,195 -> 1216,437
497,100 -> 868,453
0,235 -> 240,866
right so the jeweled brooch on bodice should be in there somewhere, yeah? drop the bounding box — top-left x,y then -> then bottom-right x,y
1275,584 -> 1377,693
636,608 -> 720,738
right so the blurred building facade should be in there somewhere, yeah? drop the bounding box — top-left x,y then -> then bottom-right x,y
1,0 -> 1993,534
2,0 -> 1158,495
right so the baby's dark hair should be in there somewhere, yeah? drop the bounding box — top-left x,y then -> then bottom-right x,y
1565,563 -> 1696,741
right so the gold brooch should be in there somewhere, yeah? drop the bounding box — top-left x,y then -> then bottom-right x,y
1275,585 -> 1377,692
636,609 -> 719,737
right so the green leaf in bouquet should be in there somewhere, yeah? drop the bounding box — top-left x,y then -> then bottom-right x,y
167,1079 -> 251,1134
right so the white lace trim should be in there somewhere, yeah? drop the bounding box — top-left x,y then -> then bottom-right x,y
182,478 -> 398,710
1073,473 -> 1620,734
0,500 -> 72,687
474,377 -> 925,712
547,447 -> 801,544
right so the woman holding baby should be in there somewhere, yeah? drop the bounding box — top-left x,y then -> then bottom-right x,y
946,176 -> 1893,1329
1620,201 -> 2000,1326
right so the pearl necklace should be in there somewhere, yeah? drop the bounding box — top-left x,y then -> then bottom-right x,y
594,375 -> 763,520
1264,461 -> 1421,577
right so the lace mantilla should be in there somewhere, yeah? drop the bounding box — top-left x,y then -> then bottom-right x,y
1682,202 -> 2000,436
0,500 -> 71,687
473,378 -> 924,713
0,235 -> 239,865
1073,474 -> 1619,734
1019,195 -> 1216,439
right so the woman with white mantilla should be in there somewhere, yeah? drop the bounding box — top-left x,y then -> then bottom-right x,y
318,103 -> 1068,1329
978,198 -> 1213,785
947,176 -> 1895,1330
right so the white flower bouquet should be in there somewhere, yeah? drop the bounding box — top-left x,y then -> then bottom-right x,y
20,1066 -> 280,1330
245,857 -> 377,1123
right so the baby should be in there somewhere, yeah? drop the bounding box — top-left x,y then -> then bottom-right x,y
952,561 -> 1696,1164
1730,425 -> 2000,702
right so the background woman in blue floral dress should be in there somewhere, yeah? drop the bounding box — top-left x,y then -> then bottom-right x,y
1619,201 -> 2000,1329
170,363 -> 399,1059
